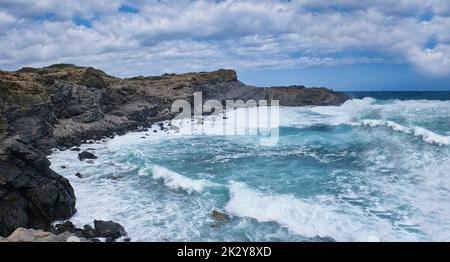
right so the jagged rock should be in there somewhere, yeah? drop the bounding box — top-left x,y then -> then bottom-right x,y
0,139 -> 76,237
94,220 -> 127,239
78,151 -> 97,161
75,172 -> 83,178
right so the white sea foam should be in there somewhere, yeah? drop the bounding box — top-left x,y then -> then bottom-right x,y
354,119 -> 450,146
225,181 -> 417,242
150,165 -> 207,194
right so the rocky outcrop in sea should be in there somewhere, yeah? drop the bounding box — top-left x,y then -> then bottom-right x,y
0,64 -> 350,239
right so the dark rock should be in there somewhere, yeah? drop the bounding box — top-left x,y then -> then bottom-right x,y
70,147 -> 81,151
0,139 -> 76,237
105,237 -> 116,242
81,224 -> 97,239
61,165 -> 66,169
123,237 -> 131,242
78,151 -> 97,161
94,220 -> 127,239
75,172 -> 83,178
52,221 -> 76,234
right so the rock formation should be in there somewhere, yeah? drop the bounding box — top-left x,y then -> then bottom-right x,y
0,64 -> 350,238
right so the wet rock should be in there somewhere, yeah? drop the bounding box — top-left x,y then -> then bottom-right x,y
52,221 -> 77,234
61,165 -> 66,169
81,224 -> 97,239
78,151 -> 97,161
123,237 -> 131,242
94,220 -> 127,239
70,147 -> 81,151
211,210 -> 230,224
75,172 -> 83,178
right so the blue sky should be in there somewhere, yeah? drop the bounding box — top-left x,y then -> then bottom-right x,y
1,0 -> 450,90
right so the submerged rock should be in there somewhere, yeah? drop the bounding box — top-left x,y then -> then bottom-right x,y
75,172 -> 83,178
94,220 -> 127,239
78,151 -> 97,161
211,210 -> 230,224
307,235 -> 336,242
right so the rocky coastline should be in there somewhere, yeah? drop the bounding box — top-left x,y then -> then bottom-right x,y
0,64 -> 350,240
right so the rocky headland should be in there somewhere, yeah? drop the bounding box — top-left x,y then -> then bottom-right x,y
0,64 -> 350,240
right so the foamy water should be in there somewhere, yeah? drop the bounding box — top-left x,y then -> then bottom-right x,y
49,97 -> 450,242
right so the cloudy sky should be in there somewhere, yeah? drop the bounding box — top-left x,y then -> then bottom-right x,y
1,0 -> 450,90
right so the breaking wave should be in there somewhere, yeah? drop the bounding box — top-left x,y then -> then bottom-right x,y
149,165 -> 208,194
225,181 -> 417,242
353,119 -> 450,146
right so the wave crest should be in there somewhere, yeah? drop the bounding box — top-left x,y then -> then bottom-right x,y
149,165 -> 207,194
224,181 -> 415,241
353,119 -> 450,146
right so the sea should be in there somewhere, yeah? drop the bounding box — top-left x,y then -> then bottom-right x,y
49,91 -> 450,242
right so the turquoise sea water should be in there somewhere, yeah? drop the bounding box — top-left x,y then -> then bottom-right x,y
49,93 -> 450,242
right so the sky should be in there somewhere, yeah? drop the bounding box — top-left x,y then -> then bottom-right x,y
0,0 -> 450,90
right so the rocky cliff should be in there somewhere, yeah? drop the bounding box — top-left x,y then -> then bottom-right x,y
0,64 -> 350,237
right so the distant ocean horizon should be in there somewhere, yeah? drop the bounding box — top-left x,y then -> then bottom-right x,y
345,91 -> 450,101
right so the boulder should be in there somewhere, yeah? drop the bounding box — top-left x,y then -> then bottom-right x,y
94,220 -> 127,239
78,151 -> 97,161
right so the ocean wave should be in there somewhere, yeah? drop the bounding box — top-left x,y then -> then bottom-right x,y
353,119 -> 450,146
224,181 -> 415,242
149,165 -> 208,194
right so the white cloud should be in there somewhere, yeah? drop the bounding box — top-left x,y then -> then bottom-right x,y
0,0 -> 449,77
